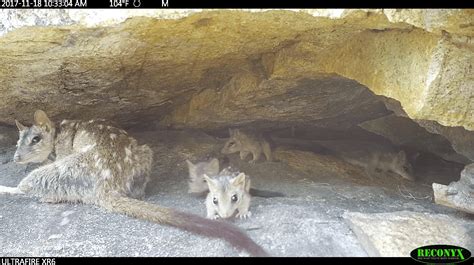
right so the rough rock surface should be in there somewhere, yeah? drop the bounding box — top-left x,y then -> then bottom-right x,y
359,114 -> 471,164
161,75 -> 390,130
1,128 -> 471,257
433,163 -> 474,214
0,9 -> 472,130
343,211 -> 473,257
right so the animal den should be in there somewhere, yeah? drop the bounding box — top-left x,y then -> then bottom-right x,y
0,9 -> 472,257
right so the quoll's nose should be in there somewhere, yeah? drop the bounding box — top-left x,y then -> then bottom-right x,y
220,210 -> 235,219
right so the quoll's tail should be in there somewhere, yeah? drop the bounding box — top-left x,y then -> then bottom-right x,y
249,188 -> 285,198
99,195 -> 268,257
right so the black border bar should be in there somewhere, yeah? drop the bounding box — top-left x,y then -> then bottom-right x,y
0,0 -> 472,8
1,257 -> 473,265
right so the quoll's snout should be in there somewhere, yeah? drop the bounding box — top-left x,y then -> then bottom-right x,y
219,209 -> 236,219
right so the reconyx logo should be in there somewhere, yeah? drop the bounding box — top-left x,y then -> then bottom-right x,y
410,245 -> 471,264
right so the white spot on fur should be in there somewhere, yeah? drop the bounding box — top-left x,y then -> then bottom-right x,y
117,164 -> 122,172
101,169 -> 112,180
80,144 -> 96,153
125,147 -> 132,156
95,158 -> 102,169
94,154 -> 99,160
110,133 -> 117,140
124,146 -> 133,163
88,120 -> 94,123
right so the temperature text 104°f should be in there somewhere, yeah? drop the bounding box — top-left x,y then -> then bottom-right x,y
109,0 -> 130,7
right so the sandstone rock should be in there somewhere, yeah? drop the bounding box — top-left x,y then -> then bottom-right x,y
380,9 -> 474,37
0,9 -> 473,181
0,9 -> 471,130
433,163 -> 474,214
161,75 -> 390,131
343,211 -> 473,257
359,114 -> 471,164
275,148 -> 358,176
273,148 -> 377,186
417,120 -> 474,162
0,125 -> 18,147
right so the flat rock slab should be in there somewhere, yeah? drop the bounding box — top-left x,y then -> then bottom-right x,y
0,129 -> 471,256
433,183 -> 474,215
433,163 -> 474,215
343,211 -> 473,257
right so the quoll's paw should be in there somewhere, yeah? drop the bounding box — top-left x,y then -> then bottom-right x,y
18,180 -> 34,193
207,214 -> 220,220
236,211 -> 252,219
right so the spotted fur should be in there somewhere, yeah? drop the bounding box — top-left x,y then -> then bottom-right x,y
3,110 -> 267,257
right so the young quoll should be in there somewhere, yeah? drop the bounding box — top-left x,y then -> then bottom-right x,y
204,172 -> 252,220
186,158 -> 285,198
221,129 -> 272,164
186,158 -> 219,194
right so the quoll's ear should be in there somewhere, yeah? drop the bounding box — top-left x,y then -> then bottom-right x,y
15,120 -> 27,132
34,110 -> 54,132
186,159 -> 195,169
203,174 -> 217,191
186,160 -> 197,179
231,172 -> 246,188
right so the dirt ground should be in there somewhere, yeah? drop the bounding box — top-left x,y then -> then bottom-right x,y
0,127 -> 472,256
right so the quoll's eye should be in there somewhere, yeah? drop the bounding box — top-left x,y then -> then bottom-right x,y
213,197 -> 218,205
31,136 -> 41,145
231,194 -> 238,202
